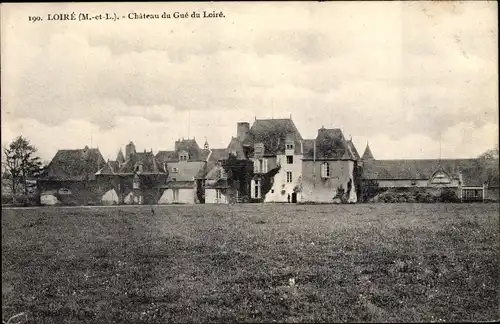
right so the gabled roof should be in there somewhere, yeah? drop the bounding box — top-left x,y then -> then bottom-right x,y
347,140 -> 360,160
362,143 -> 375,160
362,158 -> 499,187
194,148 -> 229,179
41,147 -> 105,181
302,128 -> 355,160
118,151 -> 165,174
243,118 -> 303,157
96,160 -> 120,175
227,137 -> 246,160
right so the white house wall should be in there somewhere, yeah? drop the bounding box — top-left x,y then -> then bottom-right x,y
158,188 -> 195,204
205,188 -> 229,204
301,160 -> 356,203
265,154 -> 303,202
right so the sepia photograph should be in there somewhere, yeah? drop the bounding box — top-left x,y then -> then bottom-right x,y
1,1 -> 498,323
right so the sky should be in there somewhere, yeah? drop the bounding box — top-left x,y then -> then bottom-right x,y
1,1 -> 498,163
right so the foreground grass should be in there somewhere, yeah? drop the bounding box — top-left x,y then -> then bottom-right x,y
2,203 -> 499,323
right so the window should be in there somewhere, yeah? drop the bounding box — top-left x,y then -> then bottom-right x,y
172,178 -> 177,182
286,143 -> 294,150
254,160 -> 259,173
179,150 -> 189,161
173,189 -> 179,202
286,156 -> 293,164
254,159 -> 267,173
133,176 -> 140,189
271,189 -> 274,193
252,179 -> 261,198
216,189 -> 222,199
286,171 -> 293,183
321,162 -> 330,178
171,167 -> 178,173
254,143 -> 264,154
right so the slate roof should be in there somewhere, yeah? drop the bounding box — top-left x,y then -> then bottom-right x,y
201,149 -> 211,161
174,139 -> 204,161
40,147 -> 105,181
362,143 -> 375,160
362,159 -> 499,187
227,137 -> 247,160
118,151 -> 164,174
194,148 -> 229,179
243,118 -> 303,157
96,160 -> 120,175
155,150 -> 175,164
347,140 -> 360,161
302,128 -> 356,160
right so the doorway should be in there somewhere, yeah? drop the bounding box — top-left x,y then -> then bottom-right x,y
291,192 -> 297,203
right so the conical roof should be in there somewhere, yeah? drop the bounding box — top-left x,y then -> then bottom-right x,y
362,142 -> 375,160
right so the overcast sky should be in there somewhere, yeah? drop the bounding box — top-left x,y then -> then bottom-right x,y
1,1 -> 498,162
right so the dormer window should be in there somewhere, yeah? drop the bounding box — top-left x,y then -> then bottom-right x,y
254,143 -> 264,155
286,143 -> 294,150
135,164 -> 144,173
179,150 -> 189,161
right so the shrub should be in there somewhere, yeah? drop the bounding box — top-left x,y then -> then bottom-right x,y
439,188 -> 460,203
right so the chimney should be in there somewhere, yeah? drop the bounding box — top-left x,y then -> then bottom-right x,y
237,122 -> 250,142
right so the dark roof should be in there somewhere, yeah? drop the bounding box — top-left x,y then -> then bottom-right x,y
227,137 -> 246,160
194,148 -> 228,179
347,140 -> 360,160
362,143 -> 375,160
243,118 -> 303,157
201,149 -> 211,161
118,152 -> 165,174
303,128 -> 355,160
96,160 -> 120,175
362,159 -> 499,187
41,147 -> 105,181
156,150 -> 175,164
174,139 -> 203,161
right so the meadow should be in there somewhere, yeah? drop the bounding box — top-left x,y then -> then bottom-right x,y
2,203 -> 499,323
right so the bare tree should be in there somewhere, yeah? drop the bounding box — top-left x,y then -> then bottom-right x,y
3,136 -> 43,203
478,145 -> 499,160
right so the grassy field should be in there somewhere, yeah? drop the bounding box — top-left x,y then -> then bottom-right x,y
2,203 -> 499,323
